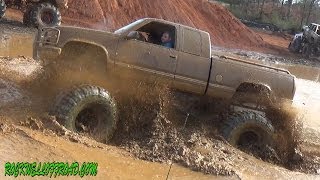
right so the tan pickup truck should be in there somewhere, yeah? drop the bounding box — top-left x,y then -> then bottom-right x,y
34,18 -> 296,151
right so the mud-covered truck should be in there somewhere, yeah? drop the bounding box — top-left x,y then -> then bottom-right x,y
34,18 -> 296,152
289,23 -> 320,57
0,0 -> 68,27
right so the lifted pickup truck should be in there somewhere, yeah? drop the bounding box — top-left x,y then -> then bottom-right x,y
289,23 -> 320,57
34,18 -> 296,151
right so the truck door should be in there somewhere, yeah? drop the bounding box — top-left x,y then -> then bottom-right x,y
141,41 -> 178,81
115,35 -> 151,66
115,21 -> 178,84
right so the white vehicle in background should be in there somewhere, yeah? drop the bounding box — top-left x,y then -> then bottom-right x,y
289,23 -> 320,57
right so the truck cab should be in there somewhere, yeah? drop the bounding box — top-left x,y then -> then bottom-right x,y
113,18 -> 212,95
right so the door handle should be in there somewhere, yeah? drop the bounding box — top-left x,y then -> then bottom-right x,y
169,55 -> 177,59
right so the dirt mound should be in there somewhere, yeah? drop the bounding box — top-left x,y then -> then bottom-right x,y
61,0 -> 264,49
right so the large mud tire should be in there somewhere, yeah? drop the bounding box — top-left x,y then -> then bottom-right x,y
30,3 -> 61,27
222,111 -> 275,148
51,85 -> 118,143
23,6 -> 33,26
288,38 -> 302,53
302,43 -> 312,58
0,0 -> 6,18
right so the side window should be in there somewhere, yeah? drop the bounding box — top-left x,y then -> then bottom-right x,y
130,22 -> 176,49
182,28 -> 201,56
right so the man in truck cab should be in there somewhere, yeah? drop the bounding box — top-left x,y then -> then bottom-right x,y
161,31 -> 174,48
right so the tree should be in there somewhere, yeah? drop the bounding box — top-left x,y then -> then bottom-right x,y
306,0 -> 320,24
300,0 -> 308,28
259,0 -> 266,19
286,0 -> 293,19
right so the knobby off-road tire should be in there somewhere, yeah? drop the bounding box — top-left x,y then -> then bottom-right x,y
288,38 -> 302,53
0,0 -> 6,18
302,43 -> 312,58
222,111 -> 275,148
51,85 -> 118,143
30,3 -> 61,27
23,6 -> 33,26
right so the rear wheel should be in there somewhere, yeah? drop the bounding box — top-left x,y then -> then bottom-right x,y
0,0 -> 6,18
222,111 -> 275,152
302,43 -> 312,58
29,3 -> 61,27
51,85 -> 118,143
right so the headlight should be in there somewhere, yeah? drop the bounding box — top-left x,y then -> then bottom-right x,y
40,28 -> 60,45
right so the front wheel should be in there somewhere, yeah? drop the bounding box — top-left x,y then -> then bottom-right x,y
29,3 -> 61,27
51,85 -> 118,143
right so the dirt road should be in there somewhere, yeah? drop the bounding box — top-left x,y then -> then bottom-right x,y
0,19 -> 320,179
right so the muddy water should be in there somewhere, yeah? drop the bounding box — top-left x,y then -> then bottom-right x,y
1,31 -> 320,179
0,127 -> 225,180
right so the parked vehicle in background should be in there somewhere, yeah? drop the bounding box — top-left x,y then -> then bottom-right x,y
289,23 -> 320,57
0,0 -> 68,27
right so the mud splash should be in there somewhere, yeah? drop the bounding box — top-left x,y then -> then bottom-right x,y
0,28 -> 319,178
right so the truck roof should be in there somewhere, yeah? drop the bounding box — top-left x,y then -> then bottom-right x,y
310,23 -> 320,26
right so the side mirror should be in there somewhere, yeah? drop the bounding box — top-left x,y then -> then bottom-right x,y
126,31 -> 140,40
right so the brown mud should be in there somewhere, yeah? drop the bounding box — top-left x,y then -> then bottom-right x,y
0,22 -> 320,179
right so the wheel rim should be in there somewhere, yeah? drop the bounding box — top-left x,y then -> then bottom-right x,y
75,102 -> 111,142
237,131 -> 260,147
41,9 -> 55,25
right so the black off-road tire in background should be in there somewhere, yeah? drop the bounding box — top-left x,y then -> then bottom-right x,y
302,43 -> 312,58
222,111 -> 275,149
23,6 -> 33,26
0,0 -> 6,19
29,3 -> 61,27
51,85 -> 118,143
288,38 -> 302,53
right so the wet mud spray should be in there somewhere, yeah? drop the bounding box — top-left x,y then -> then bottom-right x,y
0,27 -> 319,178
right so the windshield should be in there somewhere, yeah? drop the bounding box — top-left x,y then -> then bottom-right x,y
114,19 -> 144,35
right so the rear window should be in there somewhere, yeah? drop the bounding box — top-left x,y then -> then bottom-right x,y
182,28 -> 201,56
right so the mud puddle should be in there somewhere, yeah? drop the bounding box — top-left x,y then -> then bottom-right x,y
0,125 -> 224,179
0,27 -> 320,178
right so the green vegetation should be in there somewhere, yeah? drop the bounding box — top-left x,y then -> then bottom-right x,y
214,0 -> 320,32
